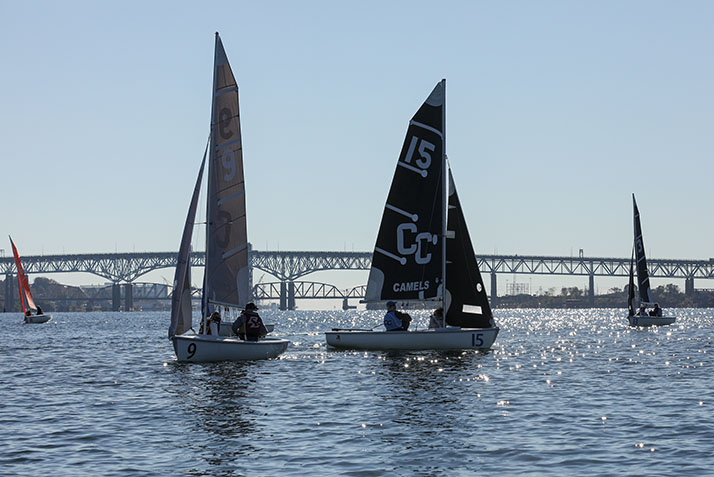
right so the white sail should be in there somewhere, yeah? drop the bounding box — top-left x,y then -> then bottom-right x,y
169,148 -> 206,338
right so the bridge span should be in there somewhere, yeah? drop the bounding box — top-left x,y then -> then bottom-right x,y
2,251 -> 713,310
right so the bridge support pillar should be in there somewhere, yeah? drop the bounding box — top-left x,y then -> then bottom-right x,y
124,283 -> 133,311
279,281 -> 287,310
4,273 -> 15,312
490,272 -> 497,306
112,284 -> 121,311
588,274 -> 595,304
288,281 -> 296,310
685,277 -> 695,296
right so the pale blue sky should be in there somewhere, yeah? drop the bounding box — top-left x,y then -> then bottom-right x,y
2,1 -> 713,296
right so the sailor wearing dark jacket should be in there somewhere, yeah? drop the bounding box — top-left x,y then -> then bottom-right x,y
232,302 -> 268,341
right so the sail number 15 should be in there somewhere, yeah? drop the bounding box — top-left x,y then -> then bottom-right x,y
472,333 -> 484,347
405,136 -> 435,170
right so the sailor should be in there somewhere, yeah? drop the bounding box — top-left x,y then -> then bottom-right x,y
233,302 -> 267,341
651,303 -> 662,317
638,306 -> 648,316
383,301 -> 402,331
207,311 -> 221,335
36,305 -> 43,315
428,307 -> 444,329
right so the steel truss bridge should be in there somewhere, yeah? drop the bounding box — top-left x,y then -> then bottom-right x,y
2,251 -> 713,310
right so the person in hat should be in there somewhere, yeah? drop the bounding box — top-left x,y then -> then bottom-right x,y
203,310 -> 221,335
650,303 -> 663,317
232,302 -> 268,341
384,301 -> 403,331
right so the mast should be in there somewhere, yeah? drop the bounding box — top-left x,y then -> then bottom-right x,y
202,32 -> 220,318
441,79 -> 447,321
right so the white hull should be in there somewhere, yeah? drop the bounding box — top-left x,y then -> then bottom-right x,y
24,314 -> 52,324
325,327 -> 499,351
172,334 -> 289,362
628,315 -> 676,327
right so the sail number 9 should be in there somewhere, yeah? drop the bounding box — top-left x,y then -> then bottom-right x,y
187,342 -> 197,359
472,333 -> 484,347
221,149 -> 236,181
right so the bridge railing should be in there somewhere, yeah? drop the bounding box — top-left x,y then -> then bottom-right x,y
2,251 -> 713,284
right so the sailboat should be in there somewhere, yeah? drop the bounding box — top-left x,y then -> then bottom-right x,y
325,80 -> 499,350
627,194 -> 675,326
9,236 -> 52,324
168,33 -> 289,362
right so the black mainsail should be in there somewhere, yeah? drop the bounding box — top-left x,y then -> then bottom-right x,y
204,33 -> 250,313
632,194 -> 652,304
364,80 -> 445,303
445,169 -> 494,328
169,149 -> 206,338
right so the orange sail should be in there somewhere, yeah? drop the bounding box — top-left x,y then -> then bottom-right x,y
9,237 -> 37,313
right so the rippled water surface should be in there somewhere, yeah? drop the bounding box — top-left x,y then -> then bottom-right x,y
2,308 -> 714,476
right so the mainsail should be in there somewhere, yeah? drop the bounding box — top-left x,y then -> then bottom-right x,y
364,80 -> 445,302
444,169 -> 493,328
632,194 -> 651,304
169,148 -> 207,339
204,33 -> 250,311
9,236 -> 36,313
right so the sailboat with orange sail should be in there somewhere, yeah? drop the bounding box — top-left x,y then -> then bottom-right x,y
9,236 -> 51,324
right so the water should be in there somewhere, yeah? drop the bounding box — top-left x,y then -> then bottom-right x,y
2,308 -> 714,476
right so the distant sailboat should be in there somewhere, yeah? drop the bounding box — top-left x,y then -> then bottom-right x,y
168,33 -> 288,362
627,194 -> 675,326
9,236 -> 51,324
325,80 -> 499,350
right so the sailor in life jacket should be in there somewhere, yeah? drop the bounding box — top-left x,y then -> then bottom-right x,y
383,301 -> 403,331
200,311 -> 221,335
232,302 -> 268,341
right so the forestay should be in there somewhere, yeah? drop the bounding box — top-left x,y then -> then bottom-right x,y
365,80 -> 445,303
204,33 -> 250,312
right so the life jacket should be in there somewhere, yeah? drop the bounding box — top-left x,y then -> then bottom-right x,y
244,310 -> 263,335
384,310 -> 402,331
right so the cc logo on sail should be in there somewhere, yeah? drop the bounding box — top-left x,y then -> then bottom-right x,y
396,223 -> 437,264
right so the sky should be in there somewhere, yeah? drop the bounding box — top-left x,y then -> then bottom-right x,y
1,1 -> 713,302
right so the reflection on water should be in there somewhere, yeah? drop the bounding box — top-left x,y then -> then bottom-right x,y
167,361 -> 261,472
2,309 -> 714,476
